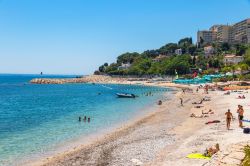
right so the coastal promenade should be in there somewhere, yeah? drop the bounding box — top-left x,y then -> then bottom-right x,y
27,77 -> 250,166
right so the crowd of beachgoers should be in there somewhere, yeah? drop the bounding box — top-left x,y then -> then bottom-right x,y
26,76 -> 250,166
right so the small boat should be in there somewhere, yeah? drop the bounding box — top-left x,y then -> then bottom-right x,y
116,93 -> 136,98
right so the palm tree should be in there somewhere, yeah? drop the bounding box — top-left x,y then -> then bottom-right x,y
230,65 -> 237,79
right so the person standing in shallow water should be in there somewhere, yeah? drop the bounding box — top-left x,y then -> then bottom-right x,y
225,109 -> 233,130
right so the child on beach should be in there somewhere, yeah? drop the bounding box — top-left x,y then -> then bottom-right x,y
225,109 -> 233,130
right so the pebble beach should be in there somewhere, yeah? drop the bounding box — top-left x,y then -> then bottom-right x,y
26,75 -> 250,166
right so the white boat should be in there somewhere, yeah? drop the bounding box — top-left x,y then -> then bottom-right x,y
116,93 -> 136,98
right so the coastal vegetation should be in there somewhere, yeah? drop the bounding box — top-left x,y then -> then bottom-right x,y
96,37 -> 250,79
242,145 -> 250,166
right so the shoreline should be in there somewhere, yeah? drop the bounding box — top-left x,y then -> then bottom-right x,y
25,87 -> 186,166
26,84 -> 199,166
21,78 -> 250,166
20,84 -> 176,166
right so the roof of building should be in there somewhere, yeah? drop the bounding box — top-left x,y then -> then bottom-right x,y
224,54 -> 243,58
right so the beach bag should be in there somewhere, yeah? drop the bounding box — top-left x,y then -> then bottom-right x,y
243,128 -> 250,134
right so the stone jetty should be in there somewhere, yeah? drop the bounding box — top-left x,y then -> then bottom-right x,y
30,75 -> 128,84
30,78 -> 86,84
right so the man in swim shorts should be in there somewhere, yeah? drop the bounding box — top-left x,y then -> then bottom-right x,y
237,105 -> 244,128
225,109 -> 233,130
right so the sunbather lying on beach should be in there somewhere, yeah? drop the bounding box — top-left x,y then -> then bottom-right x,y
205,120 -> 220,124
190,113 -> 208,118
194,105 -> 204,108
224,91 -> 230,95
203,98 -> 211,101
202,109 -> 214,114
192,100 -> 203,104
204,143 -> 220,157
237,95 -> 246,99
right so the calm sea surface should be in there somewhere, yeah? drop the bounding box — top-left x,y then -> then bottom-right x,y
0,74 -> 171,166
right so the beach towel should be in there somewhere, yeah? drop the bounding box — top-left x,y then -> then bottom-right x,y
186,153 -> 210,159
242,119 -> 250,122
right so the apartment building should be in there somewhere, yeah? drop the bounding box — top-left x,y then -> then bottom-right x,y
197,18 -> 250,44
231,19 -> 250,44
197,30 -> 213,44
217,25 -> 231,43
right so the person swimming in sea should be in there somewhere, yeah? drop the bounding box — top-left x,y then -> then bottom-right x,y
84,116 -> 87,122
88,117 -> 90,123
79,116 -> 81,122
225,109 -> 233,130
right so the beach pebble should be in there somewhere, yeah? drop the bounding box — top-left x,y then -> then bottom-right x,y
131,158 -> 143,165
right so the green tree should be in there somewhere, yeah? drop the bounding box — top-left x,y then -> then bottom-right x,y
127,58 -> 152,75
178,37 -> 193,46
244,47 -> 250,66
141,50 -> 158,58
117,52 -> 140,64
238,63 -> 249,75
221,66 -> 231,73
104,63 -> 119,74
158,43 -> 178,55
188,45 -> 197,56
196,55 -> 208,70
162,55 -> 191,75
99,65 -> 105,72
231,65 -> 237,78
148,62 -> 161,75
199,37 -> 204,46
235,44 -> 248,56
221,42 -> 230,52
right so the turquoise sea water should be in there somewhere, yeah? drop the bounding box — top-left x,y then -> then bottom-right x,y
0,74 -> 170,166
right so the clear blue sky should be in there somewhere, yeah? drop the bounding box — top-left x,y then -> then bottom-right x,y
0,0 -> 250,75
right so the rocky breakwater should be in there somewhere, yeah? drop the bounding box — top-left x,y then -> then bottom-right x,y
30,78 -> 86,84
30,75 -> 127,84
